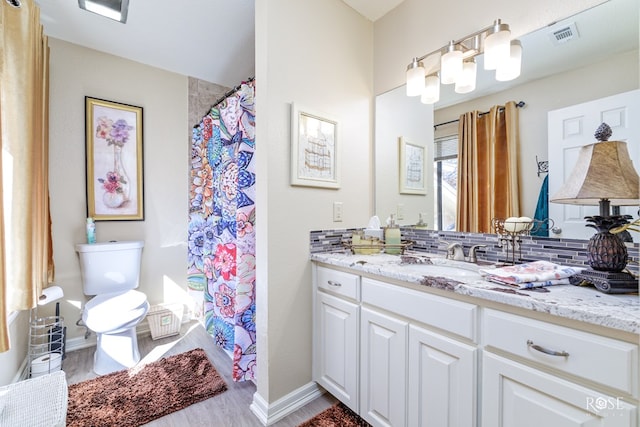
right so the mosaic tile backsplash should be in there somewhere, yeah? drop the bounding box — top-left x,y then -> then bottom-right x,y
309,227 -> 640,275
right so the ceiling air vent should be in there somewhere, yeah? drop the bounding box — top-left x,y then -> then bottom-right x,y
549,23 -> 579,45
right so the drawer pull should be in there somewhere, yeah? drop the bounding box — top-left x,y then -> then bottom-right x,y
527,340 -> 569,357
327,280 -> 342,287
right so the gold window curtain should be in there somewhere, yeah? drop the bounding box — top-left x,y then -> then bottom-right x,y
0,0 -> 53,353
456,101 -> 521,233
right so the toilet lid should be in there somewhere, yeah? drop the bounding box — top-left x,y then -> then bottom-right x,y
83,290 -> 149,333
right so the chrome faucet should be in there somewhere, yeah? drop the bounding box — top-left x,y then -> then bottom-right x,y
443,241 -> 487,263
446,242 -> 466,261
468,244 -> 487,263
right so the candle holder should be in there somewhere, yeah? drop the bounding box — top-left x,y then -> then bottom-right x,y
492,218 -> 553,265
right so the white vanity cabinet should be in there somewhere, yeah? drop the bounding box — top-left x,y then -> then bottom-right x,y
313,266 -> 360,412
312,261 -> 639,427
482,309 -> 638,426
360,277 -> 478,427
360,306 -> 408,427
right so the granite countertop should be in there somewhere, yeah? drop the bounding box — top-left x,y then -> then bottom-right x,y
311,251 -> 640,335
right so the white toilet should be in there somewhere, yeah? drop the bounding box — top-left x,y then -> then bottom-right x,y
75,240 -> 149,375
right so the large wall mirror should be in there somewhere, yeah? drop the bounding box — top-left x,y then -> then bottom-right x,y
374,0 -> 639,239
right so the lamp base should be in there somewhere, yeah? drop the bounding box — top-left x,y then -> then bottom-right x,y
570,269 -> 638,294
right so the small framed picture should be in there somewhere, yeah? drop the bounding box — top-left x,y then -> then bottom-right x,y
290,103 -> 340,189
85,97 -> 144,221
399,137 -> 427,195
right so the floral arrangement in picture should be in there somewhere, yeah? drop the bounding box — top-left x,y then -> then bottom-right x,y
95,116 -> 133,209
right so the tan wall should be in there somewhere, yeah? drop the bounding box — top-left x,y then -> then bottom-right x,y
46,39 -> 190,343
0,311 -> 29,385
255,0 -> 373,403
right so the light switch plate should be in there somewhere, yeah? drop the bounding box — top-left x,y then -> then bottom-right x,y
397,204 -> 405,220
333,202 -> 343,222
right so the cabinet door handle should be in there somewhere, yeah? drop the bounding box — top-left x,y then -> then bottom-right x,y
327,280 -> 342,287
527,340 -> 569,357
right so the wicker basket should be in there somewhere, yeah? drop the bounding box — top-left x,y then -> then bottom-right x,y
147,303 -> 183,340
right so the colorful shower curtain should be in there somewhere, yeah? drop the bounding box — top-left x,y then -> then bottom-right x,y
188,81 -> 256,382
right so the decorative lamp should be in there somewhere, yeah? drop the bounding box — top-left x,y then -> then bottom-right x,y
550,123 -> 640,293
406,58 -> 426,96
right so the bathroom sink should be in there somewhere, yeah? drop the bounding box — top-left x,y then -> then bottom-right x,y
398,257 -> 485,281
401,264 -> 483,280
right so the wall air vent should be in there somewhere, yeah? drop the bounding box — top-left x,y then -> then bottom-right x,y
549,23 -> 579,45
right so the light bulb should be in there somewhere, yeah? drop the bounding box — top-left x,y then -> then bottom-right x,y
421,74 -> 440,104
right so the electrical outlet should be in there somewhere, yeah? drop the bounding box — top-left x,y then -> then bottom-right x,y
333,202 -> 343,222
397,204 -> 405,220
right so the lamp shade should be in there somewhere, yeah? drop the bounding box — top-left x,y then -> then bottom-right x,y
421,74 -> 440,104
550,140 -> 640,206
455,59 -> 477,94
406,59 -> 425,96
484,20 -> 511,70
496,40 -> 522,82
440,43 -> 463,84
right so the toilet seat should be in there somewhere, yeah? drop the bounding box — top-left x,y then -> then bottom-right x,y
83,290 -> 149,334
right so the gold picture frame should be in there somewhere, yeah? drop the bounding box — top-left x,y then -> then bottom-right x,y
399,136 -> 427,195
85,97 -> 144,221
290,103 -> 340,189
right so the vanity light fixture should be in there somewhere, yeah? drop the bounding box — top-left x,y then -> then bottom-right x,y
405,19 -> 521,104
78,0 -> 129,23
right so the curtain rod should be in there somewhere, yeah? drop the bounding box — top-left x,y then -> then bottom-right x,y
210,76 -> 255,110
434,100 -> 525,129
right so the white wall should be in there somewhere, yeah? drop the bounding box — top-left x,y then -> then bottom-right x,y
46,39 -> 190,342
255,0 -> 373,404
0,312 -> 29,385
373,0 -> 607,95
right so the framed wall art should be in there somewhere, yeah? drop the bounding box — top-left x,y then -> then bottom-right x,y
290,103 -> 340,189
399,136 -> 427,195
85,96 -> 144,221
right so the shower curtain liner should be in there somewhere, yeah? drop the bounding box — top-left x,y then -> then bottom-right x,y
188,80 -> 256,382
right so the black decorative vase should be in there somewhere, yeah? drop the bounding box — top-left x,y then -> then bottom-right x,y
587,230 -> 628,271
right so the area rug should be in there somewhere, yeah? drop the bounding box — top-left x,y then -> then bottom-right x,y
66,347 -> 227,427
298,402 -> 371,427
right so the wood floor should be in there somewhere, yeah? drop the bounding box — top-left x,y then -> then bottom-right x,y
63,321 -> 336,426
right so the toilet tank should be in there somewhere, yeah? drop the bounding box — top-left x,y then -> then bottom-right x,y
75,240 -> 144,295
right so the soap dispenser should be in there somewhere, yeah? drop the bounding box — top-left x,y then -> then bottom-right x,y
385,214 -> 401,254
86,217 -> 96,244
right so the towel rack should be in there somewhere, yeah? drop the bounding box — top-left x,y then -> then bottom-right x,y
536,155 -> 548,177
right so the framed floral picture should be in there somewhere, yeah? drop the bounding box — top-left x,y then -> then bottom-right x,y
85,97 -> 144,221
399,136 -> 427,195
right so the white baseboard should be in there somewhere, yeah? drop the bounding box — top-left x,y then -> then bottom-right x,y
250,382 -> 325,426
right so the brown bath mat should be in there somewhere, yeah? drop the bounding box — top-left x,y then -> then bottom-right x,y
66,347 -> 227,427
298,402 -> 371,426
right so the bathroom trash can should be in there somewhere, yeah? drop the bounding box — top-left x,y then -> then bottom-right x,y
147,303 -> 183,340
